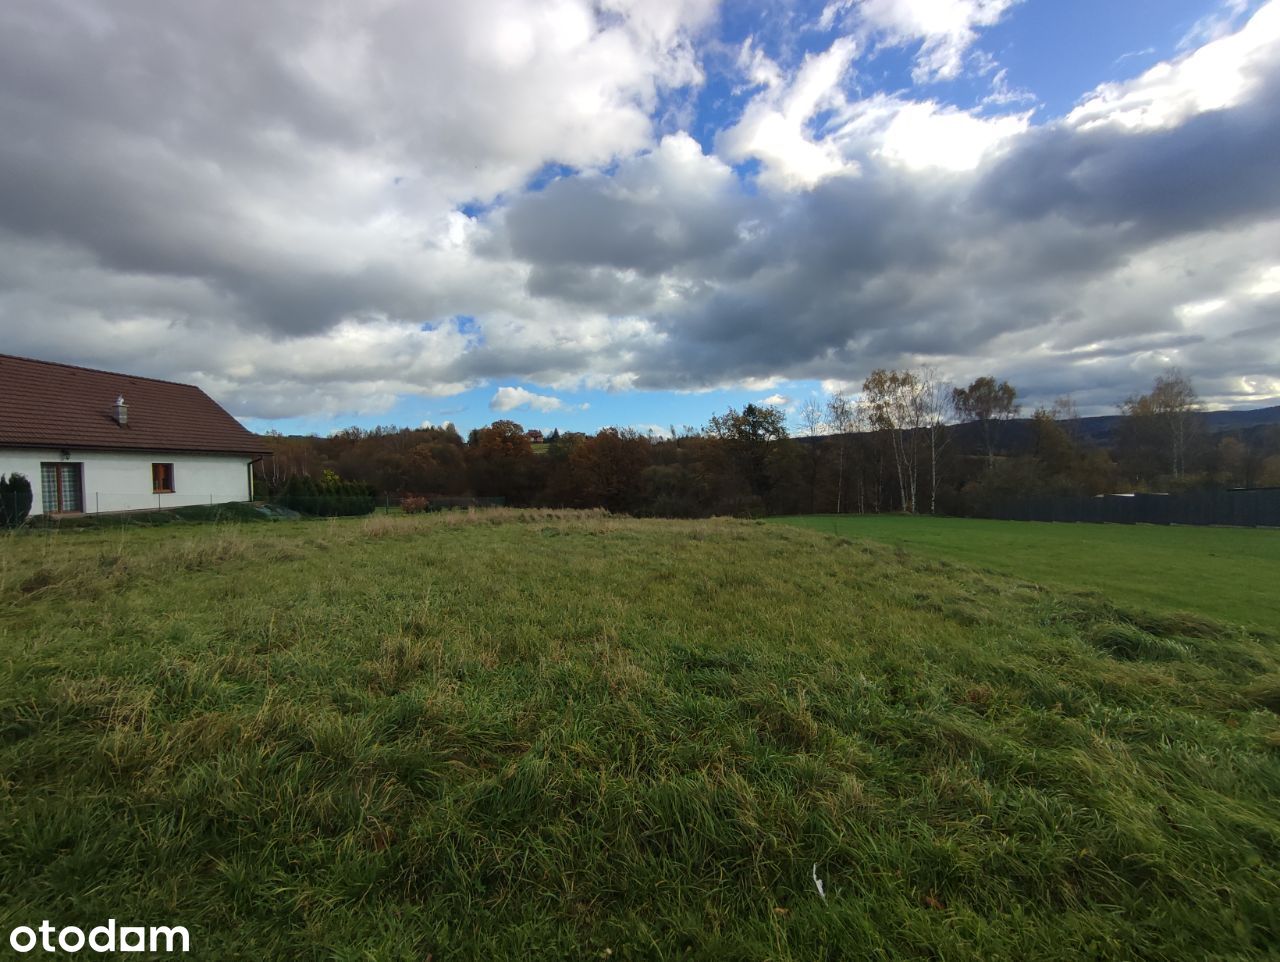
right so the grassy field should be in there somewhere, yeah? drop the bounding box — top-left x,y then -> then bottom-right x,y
775,514 -> 1280,635
1,510 -> 1278,960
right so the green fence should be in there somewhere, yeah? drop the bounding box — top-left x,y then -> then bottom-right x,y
989,488 -> 1280,527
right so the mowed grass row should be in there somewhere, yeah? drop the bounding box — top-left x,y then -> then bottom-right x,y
0,511 -> 1278,960
775,514 -> 1280,635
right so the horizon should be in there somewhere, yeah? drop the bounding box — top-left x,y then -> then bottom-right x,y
261,393 -> 1280,442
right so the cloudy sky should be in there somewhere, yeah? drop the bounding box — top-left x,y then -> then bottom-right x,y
2,0 -> 1278,436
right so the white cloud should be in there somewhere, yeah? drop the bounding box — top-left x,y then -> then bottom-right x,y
1179,0 -> 1251,50
720,32 -> 1030,184
851,0 -> 1023,82
1114,46 -> 1156,66
982,68 -> 1036,107
1248,264 -> 1280,296
718,37 -> 859,189
1070,1 -> 1280,131
735,37 -> 785,92
631,423 -> 673,438
759,393 -> 791,406
840,95 -> 1030,170
491,386 -> 577,413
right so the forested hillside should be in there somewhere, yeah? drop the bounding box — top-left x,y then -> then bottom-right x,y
255,371 -> 1280,518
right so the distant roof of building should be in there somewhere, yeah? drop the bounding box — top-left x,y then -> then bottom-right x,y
0,353 -> 268,455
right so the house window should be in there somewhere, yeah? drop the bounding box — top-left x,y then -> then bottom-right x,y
152,463 -> 175,493
40,463 -> 84,513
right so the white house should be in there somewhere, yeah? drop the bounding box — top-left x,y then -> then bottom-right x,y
0,353 -> 267,516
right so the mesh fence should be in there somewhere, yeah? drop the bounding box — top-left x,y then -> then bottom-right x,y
384,496 -> 506,512
988,488 -> 1280,527
273,494 -> 376,517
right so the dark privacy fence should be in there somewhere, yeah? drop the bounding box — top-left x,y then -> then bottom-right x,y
989,488 -> 1280,527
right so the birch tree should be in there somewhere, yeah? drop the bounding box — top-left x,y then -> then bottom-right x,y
862,369 -> 926,513
825,391 -> 859,514
919,367 -> 952,515
797,398 -> 825,514
1120,369 -> 1202,480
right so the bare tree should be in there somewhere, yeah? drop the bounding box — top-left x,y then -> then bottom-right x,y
797,398 -> 825,513
825,391 -> 859,513
1051,394 -> 1079,422
797,398 -> 824,436
1051,395 -> 1082,444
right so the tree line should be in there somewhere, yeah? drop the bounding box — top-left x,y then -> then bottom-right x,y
255,369 -> 1280,517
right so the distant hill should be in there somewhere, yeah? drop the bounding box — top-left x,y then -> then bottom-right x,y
1065,405 -> 1280,446
799,405 -> 1280,448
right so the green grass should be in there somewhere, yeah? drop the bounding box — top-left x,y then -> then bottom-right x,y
774,514 -> 1280,635
1,511 -> 1278,960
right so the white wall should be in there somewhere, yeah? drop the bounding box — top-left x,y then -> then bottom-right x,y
0,448 -> 253,515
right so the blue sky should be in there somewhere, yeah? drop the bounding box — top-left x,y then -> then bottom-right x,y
1,0 -> 1277,437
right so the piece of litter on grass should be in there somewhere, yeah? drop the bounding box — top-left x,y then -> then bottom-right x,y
812,863 -> 826,901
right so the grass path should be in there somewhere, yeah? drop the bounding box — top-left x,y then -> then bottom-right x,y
1,511 -> 1278,960
774,514 -> 1280,634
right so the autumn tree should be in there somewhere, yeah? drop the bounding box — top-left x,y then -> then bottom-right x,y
1212,436 -> 1247,487
567,428 -> 651,513
706,404 -> 792,512
467,420 -> 540,502
405,440 -> 467,495
538,430 -> 587,506
1119,368 -> 1203,481
951,376 -> 1020,469
641,434 -> 717,517
1030,408 -> 1078,484
257,431 -> 323,493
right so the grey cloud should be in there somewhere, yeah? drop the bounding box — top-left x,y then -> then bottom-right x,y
0,3 -> 413,336
0,0 -> 709,350
499,139 -> 751,279
481,76 -> 1280,409
1055,333 -> 1207,362
976,76 -> 1280,240
505,179 -> 742,275
1,0 -> 1278,421
525,264 -> 662,313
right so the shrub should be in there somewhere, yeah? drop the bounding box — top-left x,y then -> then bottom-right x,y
275,474 -> 375,517
0,473 -> 33,527
401,496 -> 429,514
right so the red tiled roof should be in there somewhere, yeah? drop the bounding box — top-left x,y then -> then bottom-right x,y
0,354 -> 268,454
